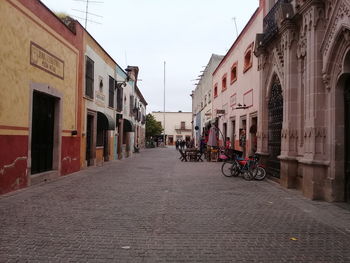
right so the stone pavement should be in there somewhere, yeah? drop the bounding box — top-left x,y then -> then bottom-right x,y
0,147 -> 350,263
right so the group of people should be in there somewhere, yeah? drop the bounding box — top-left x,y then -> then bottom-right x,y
175,139 -> 194,150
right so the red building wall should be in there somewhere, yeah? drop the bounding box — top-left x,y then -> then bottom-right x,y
0,0 -> 84,195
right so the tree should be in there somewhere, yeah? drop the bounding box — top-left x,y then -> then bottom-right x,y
146,114 -> 163,139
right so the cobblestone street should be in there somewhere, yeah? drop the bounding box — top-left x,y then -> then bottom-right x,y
1,147 -> 350,262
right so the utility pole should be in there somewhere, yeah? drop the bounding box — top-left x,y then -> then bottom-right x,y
84,0 -> 89,29
163,61 -> 166,146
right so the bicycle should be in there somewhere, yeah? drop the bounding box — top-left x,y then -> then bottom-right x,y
221,152 -> 266,181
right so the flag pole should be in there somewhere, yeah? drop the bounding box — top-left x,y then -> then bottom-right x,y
163,61 -> 166,146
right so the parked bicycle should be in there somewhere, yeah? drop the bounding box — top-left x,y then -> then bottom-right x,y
221,151 -> 266,181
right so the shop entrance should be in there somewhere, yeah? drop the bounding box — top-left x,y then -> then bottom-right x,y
267,78 -> 283,178
31,91 -> 56,174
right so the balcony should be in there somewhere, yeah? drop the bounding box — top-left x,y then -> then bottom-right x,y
175,125 -> 191,131
261,0 -> 292,46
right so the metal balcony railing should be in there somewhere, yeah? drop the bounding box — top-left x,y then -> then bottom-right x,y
262,0 -> 291,45
175,125 -> 191,131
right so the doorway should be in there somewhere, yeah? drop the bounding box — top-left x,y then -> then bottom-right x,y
250,116 -> 258,155
231,120 -> 236,149
268,78 -> 283,178
223,123 -> 227,146
168,136 -> 174,145
345,77 -> 350,201
86,113 -> 95,166
31,91 -> 56,174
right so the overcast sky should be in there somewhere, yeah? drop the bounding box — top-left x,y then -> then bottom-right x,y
41,0 -> 259,113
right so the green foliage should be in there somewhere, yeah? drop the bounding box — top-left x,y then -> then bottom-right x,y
146,114 -> 163,138
55,12 -> 69,19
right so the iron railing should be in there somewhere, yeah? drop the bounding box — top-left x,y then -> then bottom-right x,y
262,0 -> 291,45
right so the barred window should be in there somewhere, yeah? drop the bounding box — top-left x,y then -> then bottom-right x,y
115,82 -> 123,112
85,56 -> 94,98
109,76 -> 115,108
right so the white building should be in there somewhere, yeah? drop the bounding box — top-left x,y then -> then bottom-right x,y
152,111 -> 192,145
191,54 -> 223,146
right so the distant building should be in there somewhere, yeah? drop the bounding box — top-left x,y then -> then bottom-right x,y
152,112 -> 192,145
191,54 -> 224,146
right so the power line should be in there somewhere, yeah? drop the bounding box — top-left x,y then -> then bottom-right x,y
72,0 -> 103,29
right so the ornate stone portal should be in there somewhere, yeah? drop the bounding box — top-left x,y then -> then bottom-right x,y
255,0 -> 350,201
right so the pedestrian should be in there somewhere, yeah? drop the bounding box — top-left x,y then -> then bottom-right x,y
225,137 -> 231,149
200,136 -> 206,153
181,140 -> 185,150
175,140 -> 179,150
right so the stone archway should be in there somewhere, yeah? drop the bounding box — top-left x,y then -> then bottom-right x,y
333,49 -> 350,202
267,75 -> 283,178
344,76 -> 350,201
342,51 -> 350,202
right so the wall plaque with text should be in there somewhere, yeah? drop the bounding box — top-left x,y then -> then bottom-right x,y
30,42 -> 64,79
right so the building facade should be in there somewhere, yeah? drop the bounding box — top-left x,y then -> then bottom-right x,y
255,0 -> 350,201
152,112 -> 192,145
191,54 -> 223,146
212,4 -> 263,157
135,86 -> 147,149
82,32 -> 117,167
0,0 -> 147,195
0,0 -> 83,194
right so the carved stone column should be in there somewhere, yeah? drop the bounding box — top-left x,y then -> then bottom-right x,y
256,51 -> 270,162
297,0 -> 328,200
279,19 -> 299,189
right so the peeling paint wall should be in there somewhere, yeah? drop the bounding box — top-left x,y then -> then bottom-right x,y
0,0 -> 83,194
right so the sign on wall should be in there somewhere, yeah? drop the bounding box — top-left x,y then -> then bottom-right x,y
243,90 -> 253,107
30,42 -> 64,79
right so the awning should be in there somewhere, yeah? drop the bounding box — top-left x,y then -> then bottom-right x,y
97,111 -> 115,130
123,118 -> 135,132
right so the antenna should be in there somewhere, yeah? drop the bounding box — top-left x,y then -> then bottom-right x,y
125,51 -> 128,66
73,0 -> 103,29
232,17 -> 239,38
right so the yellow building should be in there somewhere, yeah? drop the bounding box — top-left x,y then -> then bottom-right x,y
0,0 -> 83,194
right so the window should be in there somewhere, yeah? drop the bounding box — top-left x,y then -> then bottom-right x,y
181,121 -> 186,129
243,43 -> 254,73
115,82 -> 123,112
214,83 -> 218,98
222,74 -> 227,91
231,62 -> 238,83
109,76 -> 115,108
85,56 -> 94,98
129,95 -> 134,116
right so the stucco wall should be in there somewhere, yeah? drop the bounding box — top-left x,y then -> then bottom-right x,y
152,112 -> 192,143
212,9 -> 263,155
0,0 -> 81,194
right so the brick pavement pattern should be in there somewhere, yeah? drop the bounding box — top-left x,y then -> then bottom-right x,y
1,147 -> 350,262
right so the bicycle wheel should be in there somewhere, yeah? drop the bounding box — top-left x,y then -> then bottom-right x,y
221,161 -> 234,177
243,170 -> 254,181
253,166 -> 266,181
231,162 -> 240,177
